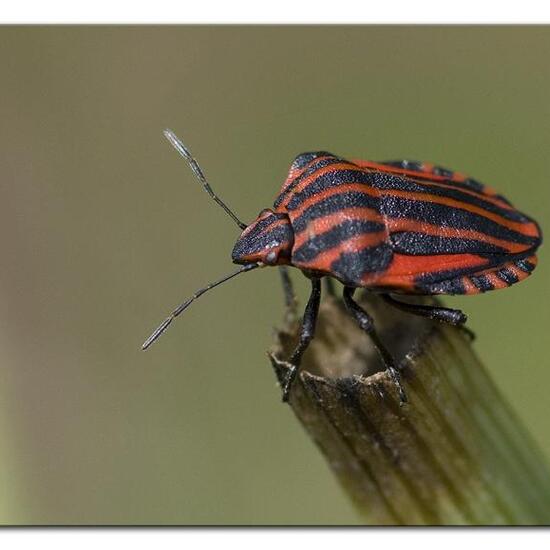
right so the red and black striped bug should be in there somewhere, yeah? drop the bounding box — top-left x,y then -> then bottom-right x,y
143,129 -> 542,404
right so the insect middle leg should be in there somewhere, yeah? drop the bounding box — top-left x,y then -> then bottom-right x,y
380,294 -> 467,325
271,277 -> 321,402
343,287 -> 408,404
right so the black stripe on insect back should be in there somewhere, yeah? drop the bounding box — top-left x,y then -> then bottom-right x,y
274,156 -> 343,207
372,172 -> 529,223
421,278 -> 467,295
470,265 -> 520,293
515,258 -> 536,273
380,160 -> 424,172
496,267 -> 519,285
390,232 -> 509,256
285,169 -> 377,210
423,176 -> 488,198
381,196 -> 539,247
291,191 -> 381,233
471,274 -> 494,292
293,219 -> 385,263
469,253 -> 536,291
432,166 -> 455,178
290,151 -> 333,171
331,244 -> 394,285
379,161 -> 509,202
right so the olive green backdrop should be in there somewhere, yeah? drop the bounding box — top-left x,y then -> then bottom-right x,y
0,26 -> 549,524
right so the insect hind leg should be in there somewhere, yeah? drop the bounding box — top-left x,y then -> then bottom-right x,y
381,294 -> 467,325
343,287 -> 407,404
380,294 -> 475,341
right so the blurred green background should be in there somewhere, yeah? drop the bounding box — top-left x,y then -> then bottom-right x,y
0,26 -> 549,525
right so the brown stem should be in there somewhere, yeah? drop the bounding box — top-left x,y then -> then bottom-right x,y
270,293 -> 550,525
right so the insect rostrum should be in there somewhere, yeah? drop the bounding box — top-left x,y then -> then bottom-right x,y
143,130 -> 542,404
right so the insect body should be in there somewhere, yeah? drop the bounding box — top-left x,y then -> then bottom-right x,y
144,130 -> 542,404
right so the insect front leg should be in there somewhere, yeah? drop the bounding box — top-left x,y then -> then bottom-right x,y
278,266 -> 297,316
271,277 -> 321,402
343,287 -> 408,404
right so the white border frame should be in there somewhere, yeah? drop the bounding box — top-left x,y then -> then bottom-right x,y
2,0 -> 550,24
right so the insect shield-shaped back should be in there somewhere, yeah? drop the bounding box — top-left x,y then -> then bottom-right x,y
232,209 -> 294,266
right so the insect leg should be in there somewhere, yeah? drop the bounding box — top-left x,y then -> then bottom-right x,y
279,266 -> 297,315
343,287 -> 408,404
272,277 -> 322,402
380,294 -> 467,325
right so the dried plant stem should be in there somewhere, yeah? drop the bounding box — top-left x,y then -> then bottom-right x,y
270,293 -> 550,525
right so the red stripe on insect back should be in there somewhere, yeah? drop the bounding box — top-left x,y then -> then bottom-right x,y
382,189 -> 539,238
376,253 -> 491,288
292,207 -> 383,248
293,232 -> 386,271
278,162 -> 362,208
279,155 -> 334,194
385,218 -> 531,254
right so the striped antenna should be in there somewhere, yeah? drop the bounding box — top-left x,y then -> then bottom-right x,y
142,263 -> 259,350
164,129 -> 247,230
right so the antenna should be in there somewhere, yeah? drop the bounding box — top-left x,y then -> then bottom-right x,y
164,129 -> 247,230
142,263 -> 259,350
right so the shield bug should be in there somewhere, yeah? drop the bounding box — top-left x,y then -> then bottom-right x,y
143,130 -> 542,404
